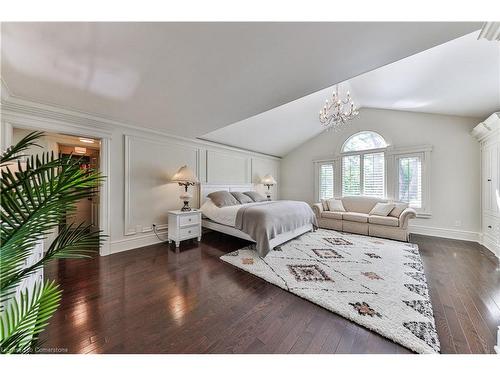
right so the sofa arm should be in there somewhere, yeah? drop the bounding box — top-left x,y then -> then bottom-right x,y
399,208 -> 417,229
312,203 -> 324,219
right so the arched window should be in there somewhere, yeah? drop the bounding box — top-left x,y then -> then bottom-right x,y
341,131 -> 387,197
342,131 -> 387,153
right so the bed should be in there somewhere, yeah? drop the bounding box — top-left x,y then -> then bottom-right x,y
200,184 -> 317,257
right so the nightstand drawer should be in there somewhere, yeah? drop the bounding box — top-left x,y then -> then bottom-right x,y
179,213 -> 200,227
179,226 -> 200,239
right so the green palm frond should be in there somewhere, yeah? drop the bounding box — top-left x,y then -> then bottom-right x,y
0,131 -> 44,165
1,150 -> 103,298
0,281 -> 62,354
2,223 -> 102,297
0,131 -> 105,352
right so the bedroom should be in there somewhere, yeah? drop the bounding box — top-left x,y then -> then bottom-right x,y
0,2 -> 499,372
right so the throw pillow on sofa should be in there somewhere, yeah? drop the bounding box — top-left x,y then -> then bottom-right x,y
326,198 -> 346,212
320,199 -> 329,211
389,202 -> 409,217
369,202 -> 395,216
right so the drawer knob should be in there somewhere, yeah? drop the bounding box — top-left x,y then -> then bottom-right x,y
189,218 -> 192,221
488,225 -> 492,228
487,179 -> 491,182
188,230 -> 191,233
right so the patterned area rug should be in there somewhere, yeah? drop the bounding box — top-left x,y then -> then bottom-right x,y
220,229 -> 440,354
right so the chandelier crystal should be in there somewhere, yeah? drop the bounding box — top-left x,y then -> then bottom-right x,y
319,84 -> 359,131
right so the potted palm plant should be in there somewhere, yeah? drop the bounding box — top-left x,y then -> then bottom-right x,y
0,131 -> 104,353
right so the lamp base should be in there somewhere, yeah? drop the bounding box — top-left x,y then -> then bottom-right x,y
181,201 -> 192,211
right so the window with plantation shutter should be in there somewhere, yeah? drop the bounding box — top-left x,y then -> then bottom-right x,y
342,155 -> 361,196
314,132 -> 431,216
398,155 -> 422,208
319,163 -> 334,199
340,132 -> 386,197
363,152 -> 385,197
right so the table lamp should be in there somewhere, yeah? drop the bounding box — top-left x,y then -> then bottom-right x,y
171,165 -> 199,211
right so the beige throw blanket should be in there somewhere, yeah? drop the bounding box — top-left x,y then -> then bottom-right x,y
235,200 -> 317,257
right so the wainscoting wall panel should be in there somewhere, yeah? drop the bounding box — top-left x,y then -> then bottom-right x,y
206,150 -> 250,184
251,157 -> 280,199
124,135 -> 200,236
122,135 -> 283,246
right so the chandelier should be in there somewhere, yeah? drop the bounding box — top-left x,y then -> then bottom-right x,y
319,84 -> 359,131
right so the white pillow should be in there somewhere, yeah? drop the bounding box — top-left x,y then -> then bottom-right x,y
326,198 -> 346,212
369,202 -> 395,216
320,199 -> 329,211
389,202 -> 409,218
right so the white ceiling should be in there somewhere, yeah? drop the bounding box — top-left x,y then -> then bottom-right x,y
202,31 -> 500,156
350,31 -> 500,118
1,22 -> 481,142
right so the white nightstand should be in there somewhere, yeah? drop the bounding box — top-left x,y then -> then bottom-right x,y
168,210 -> 202,251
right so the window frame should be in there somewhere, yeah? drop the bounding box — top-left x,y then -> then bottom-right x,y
341,131 -> 387,153
395,153 -> 423,209
341,146 -> 388,198
313,134 -> 432,218
391,148 -> 432,217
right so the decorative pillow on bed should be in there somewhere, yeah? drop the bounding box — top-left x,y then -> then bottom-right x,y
369,202 -> 395,216
243,191 -> 267,202
326,198 -> 346,212
231,191 -> 254,204
207,191 -> 240,207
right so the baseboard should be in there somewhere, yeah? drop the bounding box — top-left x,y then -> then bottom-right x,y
109,231 -> 168,255
410,225 -> 500,259
107,225 -> 497,259
409,224 -> 480,242
479,234 -> 500,259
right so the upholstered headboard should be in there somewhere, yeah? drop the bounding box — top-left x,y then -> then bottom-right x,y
200,184 -> 255,205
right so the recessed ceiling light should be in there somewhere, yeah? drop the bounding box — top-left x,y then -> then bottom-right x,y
79,138 -> 95,144
74,147 -> 86,154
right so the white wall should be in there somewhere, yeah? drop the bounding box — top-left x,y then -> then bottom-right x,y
117,132 -> 279,252
280,108 -> 481,238
1,95 -> 280,255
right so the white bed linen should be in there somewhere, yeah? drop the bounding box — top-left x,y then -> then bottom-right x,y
200,199 -> 260,227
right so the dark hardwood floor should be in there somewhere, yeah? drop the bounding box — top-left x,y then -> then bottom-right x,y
39,231 -> 500,354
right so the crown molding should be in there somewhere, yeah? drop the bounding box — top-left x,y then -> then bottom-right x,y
0,81 -> 280,160
471,112 -> 500,141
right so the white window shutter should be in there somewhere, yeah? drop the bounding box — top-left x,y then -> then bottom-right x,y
342,155 -> 361,196
319,163 -> 334,199
398,156 -> 422,208
363,152 -> 385,197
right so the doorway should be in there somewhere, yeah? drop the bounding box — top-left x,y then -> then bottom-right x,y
58,143 -> 100,232
11,128 -> 102,250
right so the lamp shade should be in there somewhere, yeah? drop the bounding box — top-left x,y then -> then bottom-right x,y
171,165 -> 199,184
261,174 -> 277,185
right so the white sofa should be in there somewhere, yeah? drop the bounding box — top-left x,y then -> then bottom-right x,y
312,196 -> 416,242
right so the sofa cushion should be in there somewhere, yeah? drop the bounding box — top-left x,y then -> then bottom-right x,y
321,211 -> 343,220
326,198 -> 346,212
369,202 -> 395,216
389,202 -> 409,218
369,215 -> 399,227
343,212 -> 369,223
341,196 -> 387,214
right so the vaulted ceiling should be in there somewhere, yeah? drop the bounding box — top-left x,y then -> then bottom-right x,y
1,22 -> 481,145
202,30 -> 499,156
